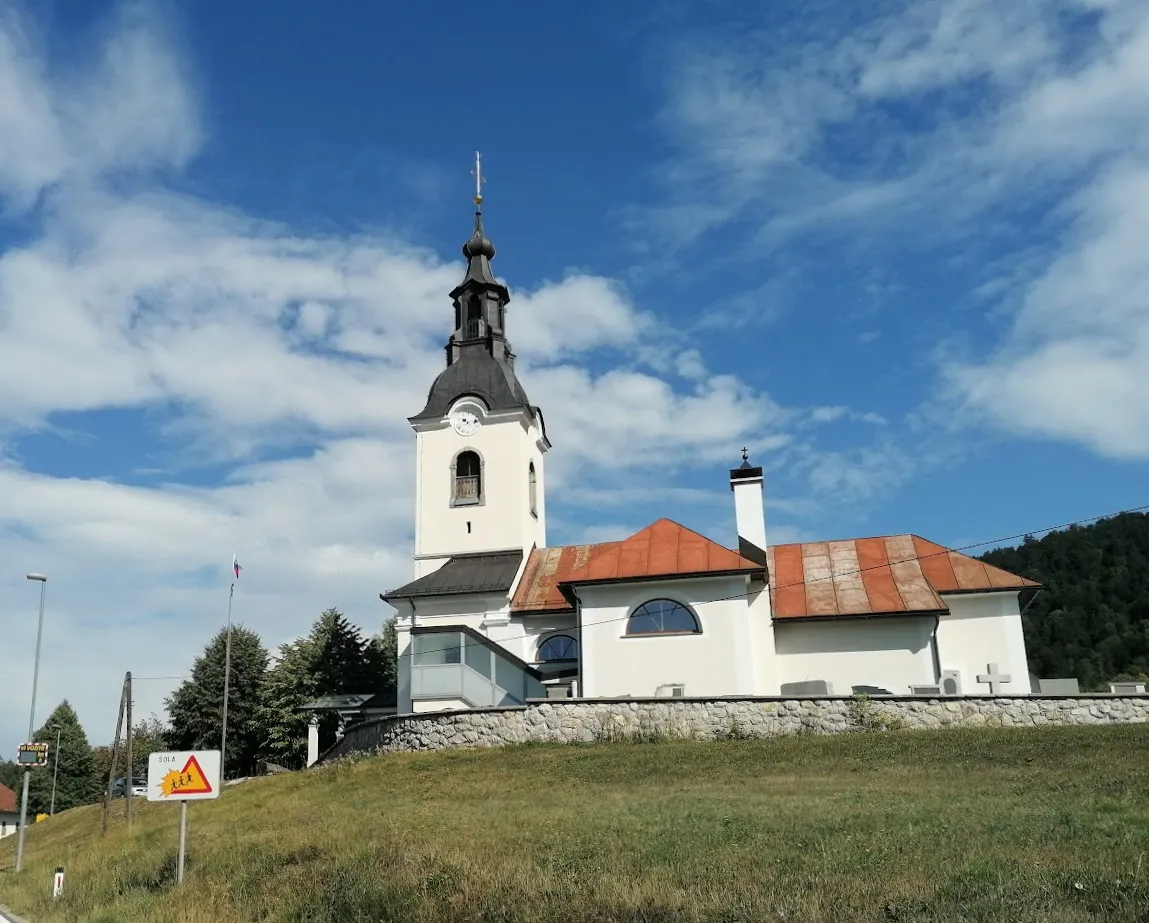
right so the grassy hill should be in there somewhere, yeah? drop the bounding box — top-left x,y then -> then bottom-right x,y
2,725 -> 1148,923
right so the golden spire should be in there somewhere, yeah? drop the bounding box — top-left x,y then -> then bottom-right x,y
471,150 -> 485,209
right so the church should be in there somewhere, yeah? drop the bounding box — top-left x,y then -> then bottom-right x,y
380,174 -> 1039,713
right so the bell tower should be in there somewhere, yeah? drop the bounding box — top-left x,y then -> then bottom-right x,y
407,153 -> 550,578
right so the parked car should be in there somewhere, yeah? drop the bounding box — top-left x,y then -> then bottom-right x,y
110,777 -> 148,798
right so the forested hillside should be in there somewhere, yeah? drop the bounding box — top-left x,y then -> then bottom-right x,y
979,511 -> 1149,690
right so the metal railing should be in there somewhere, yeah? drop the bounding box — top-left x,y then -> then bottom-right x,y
454,476 -> 480,502
464,318 -> 486,339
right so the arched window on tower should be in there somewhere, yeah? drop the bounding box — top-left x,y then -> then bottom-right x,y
465,295 -> 483,339
528,462 -> 538,518
454,450 -> 482,505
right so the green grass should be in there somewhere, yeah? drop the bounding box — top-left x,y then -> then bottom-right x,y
2,725 -> 1149,922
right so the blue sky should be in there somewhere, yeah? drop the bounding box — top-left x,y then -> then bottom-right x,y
2,0 -> 1147,752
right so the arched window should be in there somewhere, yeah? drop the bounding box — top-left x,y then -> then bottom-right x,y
528,462 -> 538,518
454,450 -> 482,505
626,599 -> 700,636
465,295 -> 483,338
537,635 -> 578,662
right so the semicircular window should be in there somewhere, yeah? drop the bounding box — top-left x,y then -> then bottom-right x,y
626,599 -> 700,635
537,634 -> 578,662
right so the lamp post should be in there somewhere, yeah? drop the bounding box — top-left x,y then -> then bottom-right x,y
15,573 -> 48,874
50,724 -> 62,816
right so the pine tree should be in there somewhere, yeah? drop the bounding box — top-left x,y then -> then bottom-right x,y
257,608 -> 388,768
310,608 -> 377,692
0,760 -> 21,795
368,617 -> 399,701
258,638 -> 320,768
165,625 -> 268,779
24,701 -> 99,815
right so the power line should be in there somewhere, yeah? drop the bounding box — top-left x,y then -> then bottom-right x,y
398,501 -> 1149,659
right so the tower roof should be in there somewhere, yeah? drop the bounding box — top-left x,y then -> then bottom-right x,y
409,346 -> 534,422
454,210 -> 501,290
410,153 -> 539,427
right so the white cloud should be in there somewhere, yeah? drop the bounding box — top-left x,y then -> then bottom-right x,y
511,274 -> 651,361
529,364 -> 789,481
940,3 -> 1149,459
945,159 -> 1149,458
0,2 -> 198,209
653,0 -> 1149,461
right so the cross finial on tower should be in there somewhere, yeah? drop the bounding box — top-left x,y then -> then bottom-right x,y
472,151 -> 485,209
741,447 -> 749,463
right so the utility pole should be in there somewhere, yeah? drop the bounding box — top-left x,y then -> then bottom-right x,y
16,573 -> 48,874
221,580 -> 236,781
125,672 -> 133,829
101,674 -> 129,836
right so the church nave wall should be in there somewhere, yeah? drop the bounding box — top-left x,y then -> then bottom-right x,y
774,617 -> 937,696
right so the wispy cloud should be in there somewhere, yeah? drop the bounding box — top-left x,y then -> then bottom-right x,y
645,0 -> 1149,461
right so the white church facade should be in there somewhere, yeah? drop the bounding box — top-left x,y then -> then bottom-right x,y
381,192 -> 1039,713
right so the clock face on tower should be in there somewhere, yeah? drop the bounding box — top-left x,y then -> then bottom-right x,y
450,409 -> 481,436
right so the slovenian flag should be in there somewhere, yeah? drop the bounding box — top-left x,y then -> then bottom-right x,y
232,555 -> 242,579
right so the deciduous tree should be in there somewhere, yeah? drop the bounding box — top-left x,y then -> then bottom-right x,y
980,511 -> 1149,689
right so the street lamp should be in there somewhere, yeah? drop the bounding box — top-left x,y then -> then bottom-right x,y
15,573 -> 48,874
50,724 -> 62,816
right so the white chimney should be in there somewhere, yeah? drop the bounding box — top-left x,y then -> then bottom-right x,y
729,451 -> 767,562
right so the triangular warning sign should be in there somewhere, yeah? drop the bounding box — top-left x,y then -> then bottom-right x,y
160,755 -> 213,797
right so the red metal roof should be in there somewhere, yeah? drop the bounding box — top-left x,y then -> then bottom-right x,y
0,782 -> 16,813
511,526 -> 1038,619
768,534 -> 1040,619
510,518 -> 762,613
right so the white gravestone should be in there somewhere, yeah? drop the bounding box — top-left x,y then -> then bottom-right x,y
976,663 -> 1011,694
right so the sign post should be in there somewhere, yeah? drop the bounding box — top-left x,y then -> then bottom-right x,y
177,802 -> 188,883
53,866 -> 64,898
146,750 -> 221,884
14,742 -> 49,875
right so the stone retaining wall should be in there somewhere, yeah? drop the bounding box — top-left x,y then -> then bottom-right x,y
320,695 -> 1149,763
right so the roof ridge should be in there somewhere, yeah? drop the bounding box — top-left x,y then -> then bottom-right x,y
626,517 -> 762,566
770,531 -> 915,549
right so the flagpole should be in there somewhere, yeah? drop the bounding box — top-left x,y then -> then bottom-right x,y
220,579 -> 234,782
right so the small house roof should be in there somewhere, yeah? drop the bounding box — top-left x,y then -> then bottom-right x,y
0,781 -> 17,813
